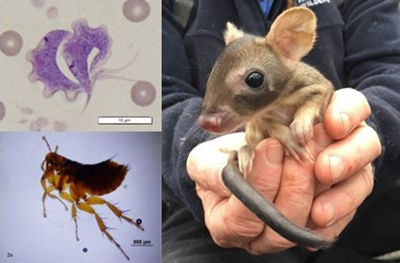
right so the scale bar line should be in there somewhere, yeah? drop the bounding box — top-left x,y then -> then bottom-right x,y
98,116 -> 153,125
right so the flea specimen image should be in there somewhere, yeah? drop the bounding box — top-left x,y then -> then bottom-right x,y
40,137 -> 143,260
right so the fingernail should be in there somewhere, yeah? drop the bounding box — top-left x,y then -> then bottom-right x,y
322,202 -> 336,226
266,145 -> 283,165
328,155 -> 344,183
340,112 -> 351,134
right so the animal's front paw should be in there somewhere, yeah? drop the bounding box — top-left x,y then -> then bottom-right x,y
290,118 -> 314,146
238,145 -> 255,178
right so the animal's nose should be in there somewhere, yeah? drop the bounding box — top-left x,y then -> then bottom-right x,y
198,114 -> 222,133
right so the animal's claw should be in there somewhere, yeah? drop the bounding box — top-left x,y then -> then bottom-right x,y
238,145 -> 255,178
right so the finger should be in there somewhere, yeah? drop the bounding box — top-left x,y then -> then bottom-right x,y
187,133 -> 247,196
247,224 -> 295,254
248,145 -> 316,254
311,210 -> 357,243
311,165 -> 374,227
247,139 -> 284,199
313,124 -> 334,195
275,151 -> 316,227
206,202 -> 265,248
209,139 -> 285,248
324,88 -> 371,140
315,124 -> 381,184
223,139 -> 284,225
313,123 -> 334,154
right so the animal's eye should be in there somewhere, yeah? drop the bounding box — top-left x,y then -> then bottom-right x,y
245,71 -> 264,89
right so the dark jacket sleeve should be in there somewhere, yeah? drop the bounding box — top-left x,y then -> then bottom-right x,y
161,2 -> 212,219
339,0 -> 400,184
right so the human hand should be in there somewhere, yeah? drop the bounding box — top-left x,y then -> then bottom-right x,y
186,88 -> 381,254
251,89 -> 381,253
310,88 -> 381,237
187,132 -> 287,252
187,131 -> 332,253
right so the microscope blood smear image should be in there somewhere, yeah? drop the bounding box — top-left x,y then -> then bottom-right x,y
27,19 -> 112,106
0,0 -> 160,131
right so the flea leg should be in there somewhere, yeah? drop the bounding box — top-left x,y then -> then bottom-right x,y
41,183 -> 68,217
72,204 -> 79,241
59,192 -> 80,241
77,202 -> 130,261
86,196 -> 144,231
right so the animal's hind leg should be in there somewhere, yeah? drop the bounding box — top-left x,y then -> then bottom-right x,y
59,192 -> 80,241
86,196 -> 144,231
76,202 -> 130,260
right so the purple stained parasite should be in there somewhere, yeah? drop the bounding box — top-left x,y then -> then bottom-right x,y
27,19 -> 139,108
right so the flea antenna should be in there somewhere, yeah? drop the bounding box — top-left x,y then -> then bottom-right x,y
42,136 -> 53,152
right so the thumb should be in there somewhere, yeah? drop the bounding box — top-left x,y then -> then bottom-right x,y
187,133 -> 247,196
247,139 -> 284,200
324,88 -> 371,139
223,138 -> 285,225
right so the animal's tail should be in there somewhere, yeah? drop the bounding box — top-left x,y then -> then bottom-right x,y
222,162 -> 334,250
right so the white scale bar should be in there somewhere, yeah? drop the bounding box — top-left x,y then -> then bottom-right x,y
98,116 -> 153,125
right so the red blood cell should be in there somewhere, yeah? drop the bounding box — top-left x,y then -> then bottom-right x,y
46,6 -> 59,20
130,81 -> 156,107
0,30 -> 23,56
123,0 -> 150,23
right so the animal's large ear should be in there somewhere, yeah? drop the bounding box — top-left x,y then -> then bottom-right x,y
224,22 -> 244,45
266,7 -> 317,62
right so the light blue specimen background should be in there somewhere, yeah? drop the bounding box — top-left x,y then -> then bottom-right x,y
0,132 -> 161,263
